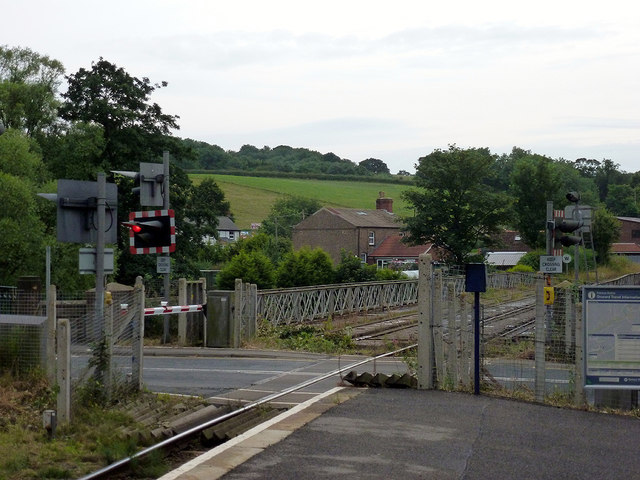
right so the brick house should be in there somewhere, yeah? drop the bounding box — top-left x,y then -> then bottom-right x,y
369,233 -> 441,269
612,217 -> 640,263
292,196 -> 401,264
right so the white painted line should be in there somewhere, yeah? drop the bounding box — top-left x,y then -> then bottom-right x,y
157,386 -> 345,480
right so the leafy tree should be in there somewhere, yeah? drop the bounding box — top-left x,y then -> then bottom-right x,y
605,184 -> 639,217
591,208 -> 621,265
402,145 -> 510,265
359,158 -> 390,175
40,122 -> 105,180
215,251 -> 275,289
510,153 -> 564,249
0,45 -> 64,136
59,58 -> 180,171
189,178 -> 230,239
334,251 -> 377,283
594,159 -> 623,202
276,247 -> 334,287
0,172 -> 46,284
260,196 -> 321,241
397,169 -> 412,176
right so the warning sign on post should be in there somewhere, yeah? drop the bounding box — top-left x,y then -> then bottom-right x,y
539,255 -> 563,273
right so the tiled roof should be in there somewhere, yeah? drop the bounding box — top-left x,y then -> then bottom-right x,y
617,217 -> 640,224
611,243 -> 640,253
323,207 -> 400,228
370,234 -> 433,258
217,216 -> 240,231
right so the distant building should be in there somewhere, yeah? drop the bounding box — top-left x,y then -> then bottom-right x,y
369,234 -> 441,269
203,216 -> 241,244
292,194 -> 400,264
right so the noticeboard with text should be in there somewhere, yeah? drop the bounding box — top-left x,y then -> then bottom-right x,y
583,285 -> 640,389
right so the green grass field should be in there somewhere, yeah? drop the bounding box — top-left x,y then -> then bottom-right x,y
190,174 -> 415,229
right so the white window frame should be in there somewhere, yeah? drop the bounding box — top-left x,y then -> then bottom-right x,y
368,231 -> 375,246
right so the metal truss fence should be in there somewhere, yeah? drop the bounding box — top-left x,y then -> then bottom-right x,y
256,280 -> 419,326
254,272 -> 536,327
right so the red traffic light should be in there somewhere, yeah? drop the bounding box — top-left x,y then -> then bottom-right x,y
125,210 -> 175,254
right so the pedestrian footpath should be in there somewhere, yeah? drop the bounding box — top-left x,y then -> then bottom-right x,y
161,388 -> 640,480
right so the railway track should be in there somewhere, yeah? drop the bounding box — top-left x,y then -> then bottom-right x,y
352,296 -> 537,347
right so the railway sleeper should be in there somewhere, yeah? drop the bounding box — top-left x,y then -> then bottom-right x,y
200,407 -> 283,446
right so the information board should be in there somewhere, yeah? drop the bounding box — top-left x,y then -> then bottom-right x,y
583,285 -> 640,389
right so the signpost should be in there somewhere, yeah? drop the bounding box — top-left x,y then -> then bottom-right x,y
539,255 -> 563,274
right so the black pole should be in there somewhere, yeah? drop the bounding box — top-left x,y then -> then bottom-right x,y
474,291 -> 480,395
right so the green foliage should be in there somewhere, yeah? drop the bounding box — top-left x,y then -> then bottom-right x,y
605,184 -> 639,216
0,171 -> 46,284
334,250 -> 377,283
517,250 -> 545,271
258,322 -> 355,354
506,264 -> 535,273
260,196 -> 322,240
276,247 -> 334,287
0,45 -> 64,136
216,251 -> 276,289
510,153 -> 564,249
402,145 -> 510,264
359,158 -> 390,175
189,178 -> 231,239
374,268 -> 408,280
592,208 -> 621,265
0,325 -> 41,376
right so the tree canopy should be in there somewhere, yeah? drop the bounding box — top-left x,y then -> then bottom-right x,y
402,145 -> 511,265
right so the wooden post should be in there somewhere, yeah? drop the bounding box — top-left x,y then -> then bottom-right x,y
417,254 -> 434,389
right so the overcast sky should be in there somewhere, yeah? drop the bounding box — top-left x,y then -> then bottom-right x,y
5,0 -> 640,173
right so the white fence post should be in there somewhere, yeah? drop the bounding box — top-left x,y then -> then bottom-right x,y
131,276 -> 145,390
534,276 -> 546,402
417,254 -> 434,389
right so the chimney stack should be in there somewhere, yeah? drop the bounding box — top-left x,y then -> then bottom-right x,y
376,192 -> 393,213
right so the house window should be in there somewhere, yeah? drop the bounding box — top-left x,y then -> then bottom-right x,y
360,253 -> 367,263
632,230 -> 640,239
229,231 -> 235,240
368,231 -> 375,245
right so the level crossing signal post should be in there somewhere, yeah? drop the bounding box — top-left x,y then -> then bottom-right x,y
120,152 -> 173,343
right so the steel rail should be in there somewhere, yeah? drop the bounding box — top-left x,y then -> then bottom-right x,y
78,345 -> 416,480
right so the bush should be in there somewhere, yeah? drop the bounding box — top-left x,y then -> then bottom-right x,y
216,251 -> 276,289
516,250 -> 545,271
507,264 -> 535,273
276,247 -> 334,287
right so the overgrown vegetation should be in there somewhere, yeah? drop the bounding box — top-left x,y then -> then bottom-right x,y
252,319 -> 356,354
0,369 -> 202,480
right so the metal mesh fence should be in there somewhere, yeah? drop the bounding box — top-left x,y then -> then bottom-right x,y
66,287 -> 143,410
0,291 -> 47,376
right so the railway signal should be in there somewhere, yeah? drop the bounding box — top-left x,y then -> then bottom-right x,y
124,209 -> 175,254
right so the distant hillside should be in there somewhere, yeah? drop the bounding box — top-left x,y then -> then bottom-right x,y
178,138 -> 414,177
190,174 -> 414,230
